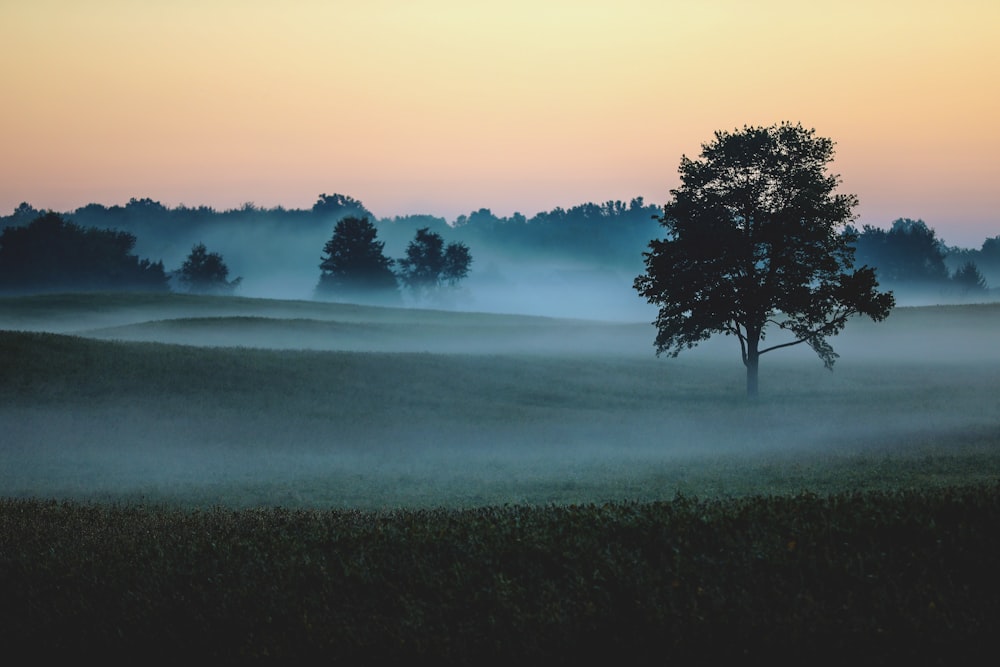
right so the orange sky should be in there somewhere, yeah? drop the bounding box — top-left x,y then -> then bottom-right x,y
2,0 -> 998,246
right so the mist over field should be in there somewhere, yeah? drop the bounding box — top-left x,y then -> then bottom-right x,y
1,294 -> 998,509
139,215 -> 659,320
144,220 -> 996,320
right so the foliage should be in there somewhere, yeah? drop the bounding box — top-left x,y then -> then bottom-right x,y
1,196 -> 662,278
315,216 -> 399,304
397,227 -> 472,300
2,195 -> 996,305
443,241 -> 473,286
635,122 -> 895,395
178,243 -> 241,294
311,192 -> 373,222
852,218 -> 951,289
5,201 -> 43,226
981,235 -> 1000,274
951,261 -> 988,295
0,212 -> 168,293
2,486 -> 999,662
449,198 -> 662,266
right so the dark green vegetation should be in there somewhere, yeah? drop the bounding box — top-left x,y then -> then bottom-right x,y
2,293 -> 999,662
5,196 -> 995,314
315,216 -> 400,304
0,212 -> 168,293
178,242 -> 241,295
854,218 -> 993,299
636,123 -> 894,396
397,226 -> 473,302
3,488 -> 999,663
315,218 -> 473,306
3,195 -> 663,278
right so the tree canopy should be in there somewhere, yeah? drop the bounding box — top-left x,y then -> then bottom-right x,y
397,227 -> 472,302
0,212 -> 168,294
951,261 -> 988,295
315,216 -> 399,304
178,243 -> 241,295
851,218 -> 950,287
312,193 -> 373,223
634,122 -> 895,396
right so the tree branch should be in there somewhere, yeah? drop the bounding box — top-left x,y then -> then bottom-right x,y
760,309 -> 853,357
728,320 -> 748,364
758,337 -> 810,356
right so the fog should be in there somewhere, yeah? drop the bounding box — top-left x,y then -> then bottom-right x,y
137,214 -> 999,326
126,214 -> 663,321
2,293 -> 998,508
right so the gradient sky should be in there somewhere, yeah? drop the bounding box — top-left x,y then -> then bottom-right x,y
2,0 -> 998,246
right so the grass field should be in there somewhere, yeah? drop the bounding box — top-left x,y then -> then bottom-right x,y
3,292 -> 1000,662
1,292 -> 998,508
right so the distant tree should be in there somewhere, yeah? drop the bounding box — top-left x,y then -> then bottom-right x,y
443,242 -> 473,286
178,243 -> 241,295
952,261 -> 988,295
397,227 -> 444,298
3,202 -> 42,228
981,236 -> 1000,260
125,197 -> 168,213
465,198 -> 660,266
311,193 -> 373,223
634,122 -> 895,396
453,208 -> 504,232
315,216 -> 399,303
852,218 -> 950,287
974,236 -> 1000,284
397,227 -> 473,301
0,212 -> 168,293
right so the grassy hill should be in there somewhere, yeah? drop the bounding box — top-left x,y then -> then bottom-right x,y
2,292 -> 998,508
0,291 -> 650,355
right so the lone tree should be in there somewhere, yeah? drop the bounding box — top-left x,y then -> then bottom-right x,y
397,227 -> 472,301
316,216 -> 399,304
179,243 -> 241,294
634,122 -> 895,396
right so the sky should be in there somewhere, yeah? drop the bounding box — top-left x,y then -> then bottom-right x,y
2,0 -> 998,247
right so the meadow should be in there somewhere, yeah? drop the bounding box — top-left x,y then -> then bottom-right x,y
1,292 -> 998,508
1,293 -> 999,661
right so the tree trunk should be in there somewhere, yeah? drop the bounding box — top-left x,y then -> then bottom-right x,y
745,334 -> 760,398
746,354 -> 759,397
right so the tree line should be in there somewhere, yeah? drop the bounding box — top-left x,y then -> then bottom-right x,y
0,209 -> 472,304
1,195 -> 664,272
3,191 -> 996,301
851,218 -> 992,298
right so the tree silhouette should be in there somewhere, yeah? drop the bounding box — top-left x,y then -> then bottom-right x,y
311,193 -> 373,223
634,122 -> 895,396
179,243 -> 241,294
316,216 -> 399,304
397,227 -> 472,301
952,261 -> 988,295
0,212 -> 168,293
852,218 -> 950,288
443,242 -> 473,286
7,202 -> 42,226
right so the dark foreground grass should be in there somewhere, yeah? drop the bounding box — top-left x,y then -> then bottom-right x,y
3,485 -> 999,665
